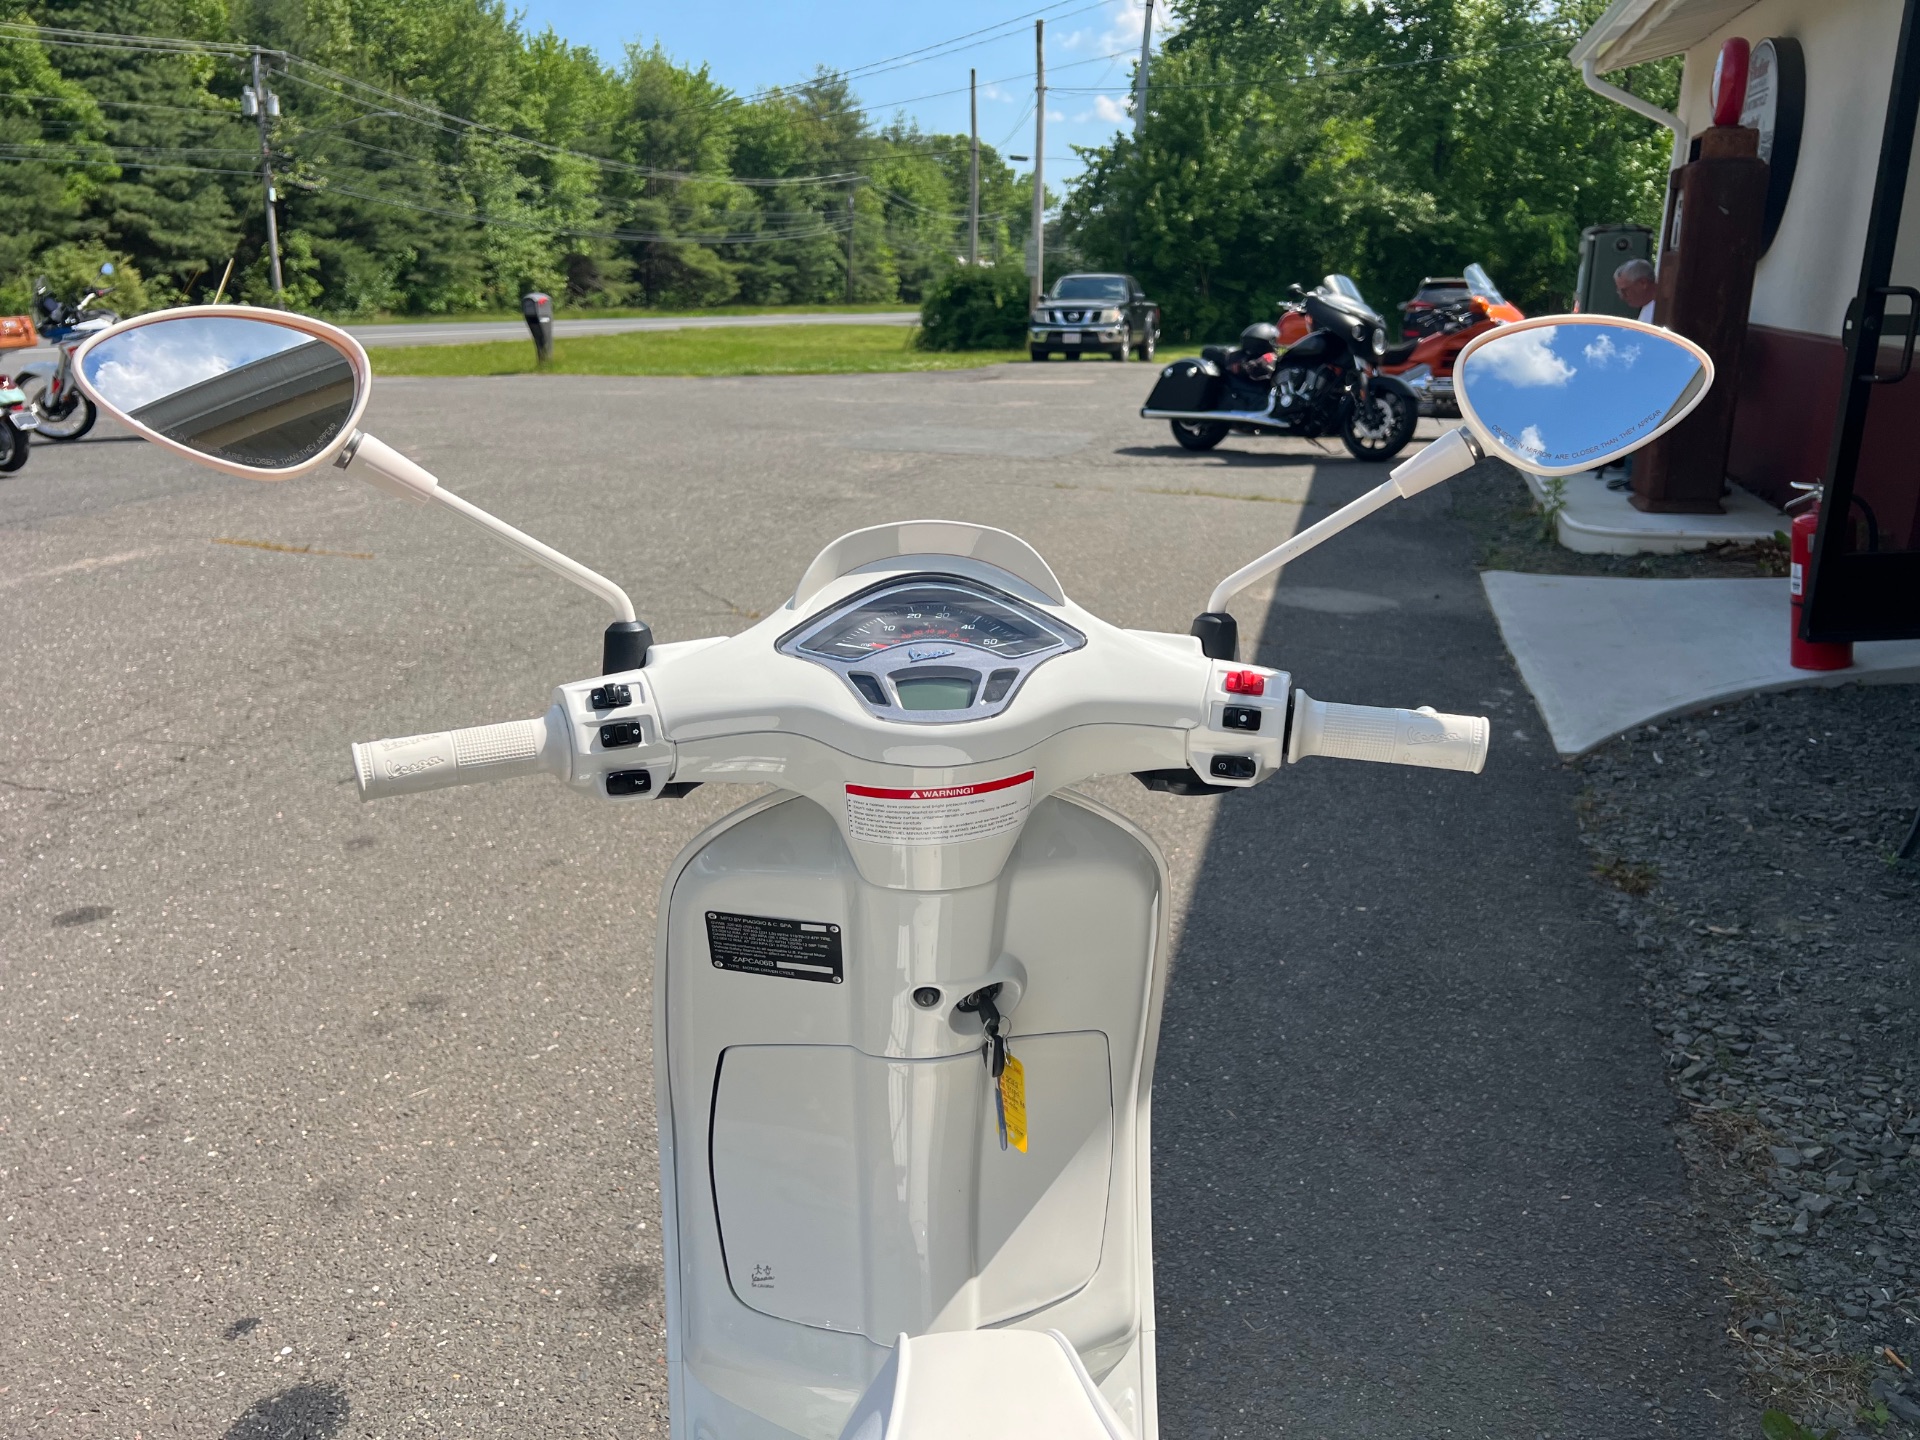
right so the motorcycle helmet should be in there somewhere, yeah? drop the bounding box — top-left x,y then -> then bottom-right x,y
1239,322 -> 1279,353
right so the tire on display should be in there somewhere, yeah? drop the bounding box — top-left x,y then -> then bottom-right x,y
1340,387 -> 1417,462
34,388 -> 96,442
1029,348 -> 1048,362
1110,327 -> 1130,362
1171,420 -> 1228,452
1136,328 -> 1156,362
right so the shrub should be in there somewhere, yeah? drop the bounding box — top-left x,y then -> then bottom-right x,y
0,244 -> 154,320
917,262 -> 1029,350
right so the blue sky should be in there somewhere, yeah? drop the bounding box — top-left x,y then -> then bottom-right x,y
508,0 -> 1159,187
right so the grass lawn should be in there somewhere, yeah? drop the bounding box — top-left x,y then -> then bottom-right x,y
340,301 -> 914,327
370,324 -> 1029,378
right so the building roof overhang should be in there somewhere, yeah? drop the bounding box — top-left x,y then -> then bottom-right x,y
1570,0 -> 1763,72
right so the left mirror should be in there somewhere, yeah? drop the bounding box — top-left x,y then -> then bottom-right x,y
77,310 -> 368,477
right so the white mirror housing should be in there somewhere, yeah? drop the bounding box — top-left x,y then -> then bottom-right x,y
73,306 -> 372,481
1454,314 -> 1714,477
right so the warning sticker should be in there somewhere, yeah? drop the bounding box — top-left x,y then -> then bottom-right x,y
844,771 -> 1035,846
705,911 -> 844,984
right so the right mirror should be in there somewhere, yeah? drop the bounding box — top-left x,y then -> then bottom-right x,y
76,309 -> 368,478
1455,316 -> 1713,475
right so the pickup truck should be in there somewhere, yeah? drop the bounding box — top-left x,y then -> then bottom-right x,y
1029,273 -> 1160,362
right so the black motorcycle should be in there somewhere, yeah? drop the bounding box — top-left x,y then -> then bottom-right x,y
1140,281 -> 1419,462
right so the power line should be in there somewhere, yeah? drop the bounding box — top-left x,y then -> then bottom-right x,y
0,86 -> 240,119
296,177 -> 859,245
275,57 -> 866,188
668,0 -> 1111,118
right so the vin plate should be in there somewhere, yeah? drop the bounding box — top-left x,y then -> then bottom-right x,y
705,911 -> 844,984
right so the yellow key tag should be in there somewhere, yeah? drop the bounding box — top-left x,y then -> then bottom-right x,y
998,1053 -> 1028,1154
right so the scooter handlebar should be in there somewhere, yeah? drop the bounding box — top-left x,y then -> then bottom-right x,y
1286,689 -> 1488,774
351,710 -> 565,801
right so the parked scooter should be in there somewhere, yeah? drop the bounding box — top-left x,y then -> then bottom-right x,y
1380,264 -> 1525,417
72,306 -> 1711,1440
0,372 -> 38,473
18,263 -> 120,442
1143,281 -> 1420,461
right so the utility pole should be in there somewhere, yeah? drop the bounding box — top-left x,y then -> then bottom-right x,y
968,68 -> 979,266
845,190 -> 856,303
1030,20 -> 1045,310
1132,0 -> 1155,134
245,50 -> 284,303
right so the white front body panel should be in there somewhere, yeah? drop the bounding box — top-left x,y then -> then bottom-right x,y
655,789 -> 1171,1440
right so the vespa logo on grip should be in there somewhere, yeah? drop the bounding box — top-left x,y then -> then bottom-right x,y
387,754 -> 447,779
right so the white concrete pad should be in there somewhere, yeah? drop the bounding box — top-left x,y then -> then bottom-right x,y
1481,571 -> 1920,756
1522,468 -> 1783,554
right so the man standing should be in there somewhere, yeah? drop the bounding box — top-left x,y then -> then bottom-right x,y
1614,258 -> 1658,323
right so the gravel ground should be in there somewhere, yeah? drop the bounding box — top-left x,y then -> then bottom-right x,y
1573,686 -> 1920,1436
1449,462 -> 1790,579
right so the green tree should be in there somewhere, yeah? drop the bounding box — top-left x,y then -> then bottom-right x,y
33,0 -> 248,300
1062,0 -> 1678,340
0,18 -> 114,307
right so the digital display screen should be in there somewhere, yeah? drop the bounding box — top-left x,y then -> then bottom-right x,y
892,675 -> 979,711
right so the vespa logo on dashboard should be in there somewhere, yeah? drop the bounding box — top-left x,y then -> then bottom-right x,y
906,646 -> 956,663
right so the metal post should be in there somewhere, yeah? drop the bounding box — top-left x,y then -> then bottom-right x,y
969,69 -> 980,266
1031,20 -> 1045,311
845,191 -> 856,302
251,50 -> 284,303
1133,0 -> 1154,133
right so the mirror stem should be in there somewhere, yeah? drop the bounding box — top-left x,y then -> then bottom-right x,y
1204,426 -> 1481,613
340,431 -> 638,625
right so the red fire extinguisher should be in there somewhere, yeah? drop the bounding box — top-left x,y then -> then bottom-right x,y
1788,484 -> 1853,671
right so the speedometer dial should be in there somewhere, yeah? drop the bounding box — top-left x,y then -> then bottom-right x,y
800,583 -> 1059,660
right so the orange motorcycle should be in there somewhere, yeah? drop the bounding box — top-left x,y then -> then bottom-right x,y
1376,263 -> 1524,417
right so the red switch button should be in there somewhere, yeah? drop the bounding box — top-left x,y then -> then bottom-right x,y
1223,669 -> 1266,696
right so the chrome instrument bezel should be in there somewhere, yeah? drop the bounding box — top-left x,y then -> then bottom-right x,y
777,574 -> 1085,724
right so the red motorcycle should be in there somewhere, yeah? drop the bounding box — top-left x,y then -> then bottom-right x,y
1376,264 -> 1524,417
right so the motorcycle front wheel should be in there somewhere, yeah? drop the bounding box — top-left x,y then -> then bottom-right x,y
1341,388 -> 1417,462
1171,419 -> 1228,451
0,419 -> 29,473
33,388 -> 96,441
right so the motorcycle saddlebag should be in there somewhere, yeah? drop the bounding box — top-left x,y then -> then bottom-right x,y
1145,357 -> 1221,412
0,315 -> 36,350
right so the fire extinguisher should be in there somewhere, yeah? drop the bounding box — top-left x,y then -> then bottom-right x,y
1787,482 -> 1853,671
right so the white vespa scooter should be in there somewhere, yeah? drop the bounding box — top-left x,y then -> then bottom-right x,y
75,309 -> 1709,1440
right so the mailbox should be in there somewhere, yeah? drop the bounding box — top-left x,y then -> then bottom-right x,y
522,292 -> 553,363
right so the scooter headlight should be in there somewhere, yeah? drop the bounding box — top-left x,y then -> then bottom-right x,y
1371,324 -> 1387,357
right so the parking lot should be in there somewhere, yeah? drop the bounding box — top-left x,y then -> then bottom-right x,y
2,362 -> 1733,1438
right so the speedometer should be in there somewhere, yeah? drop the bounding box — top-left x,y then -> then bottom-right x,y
799,583 -> 1060,660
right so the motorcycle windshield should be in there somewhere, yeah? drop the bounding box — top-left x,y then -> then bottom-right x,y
1323,273 -> 1367,306
1464,263 -> 1506,305
1306,290 -> 1381,333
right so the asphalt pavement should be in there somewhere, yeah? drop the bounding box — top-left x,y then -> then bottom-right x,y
0,359 -> 1731,1438
344,310 -> 919,348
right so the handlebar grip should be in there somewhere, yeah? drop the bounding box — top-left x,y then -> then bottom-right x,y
351,711 -> 564,801
1286,690 -> 1488,774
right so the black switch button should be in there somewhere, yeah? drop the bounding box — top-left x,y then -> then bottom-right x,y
605,769 -> 652,796
982,668 -> 1019,703
600,721 -> 645,748
590,683 -> 631,710
849,672 -> 888,706
1222,705 -> 1262,731
1209,755 -> 1257,780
